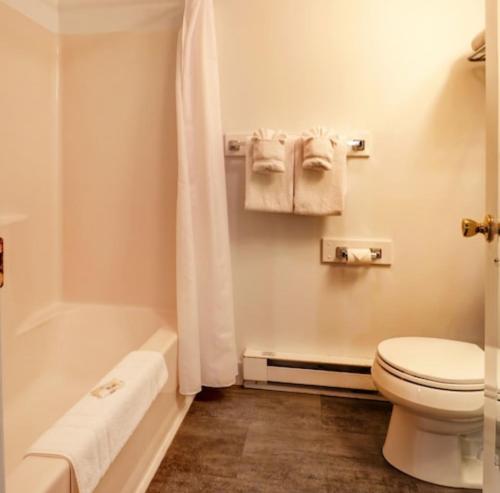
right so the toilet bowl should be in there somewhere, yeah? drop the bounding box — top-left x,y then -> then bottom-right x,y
371,337 -> 484,489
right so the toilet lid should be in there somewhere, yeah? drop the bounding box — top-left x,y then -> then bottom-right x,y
377,337 -> 484,386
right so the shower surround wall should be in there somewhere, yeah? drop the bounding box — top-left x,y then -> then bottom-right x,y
0,0 -> 60,348
61,28 -> 178,307
0,0 -> 182,489
216,0 -> 486,361
0,0 -> 180,320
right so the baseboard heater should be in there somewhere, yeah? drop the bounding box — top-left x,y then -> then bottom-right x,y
243,349 -> 384,400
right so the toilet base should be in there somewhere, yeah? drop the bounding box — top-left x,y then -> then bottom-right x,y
383,405 -> 483,489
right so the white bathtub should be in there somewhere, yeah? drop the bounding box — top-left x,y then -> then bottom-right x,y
4,303 -> 192,493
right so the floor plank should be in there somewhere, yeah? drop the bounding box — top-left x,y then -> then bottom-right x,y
146,387 -> 481,493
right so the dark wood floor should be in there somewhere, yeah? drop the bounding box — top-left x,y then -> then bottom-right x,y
146,386 -> 481,493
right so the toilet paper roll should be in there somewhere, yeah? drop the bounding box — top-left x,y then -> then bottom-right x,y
346,248 -> 372,264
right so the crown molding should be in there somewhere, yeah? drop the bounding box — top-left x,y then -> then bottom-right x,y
2,0 -> 184,33
2,0 -> 59,32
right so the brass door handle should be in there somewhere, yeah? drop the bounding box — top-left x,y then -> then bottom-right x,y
462,215 -> 499,242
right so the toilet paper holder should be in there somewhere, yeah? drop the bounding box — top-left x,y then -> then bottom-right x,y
335,247 -> 382,261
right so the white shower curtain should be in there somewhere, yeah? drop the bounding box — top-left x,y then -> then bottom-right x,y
176,0 -> 238,395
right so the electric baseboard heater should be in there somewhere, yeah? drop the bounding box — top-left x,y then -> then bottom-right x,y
243,349 -> 384,400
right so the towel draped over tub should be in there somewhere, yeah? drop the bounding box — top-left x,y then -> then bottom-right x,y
26,351 -> 168,493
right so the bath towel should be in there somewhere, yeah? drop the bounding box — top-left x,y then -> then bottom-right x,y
26,351 -> 168,493
302,127 -> 336,171
471,30 -> 485,51
245,132 -> 295,213
293,134 -> 347,216
251,128 -> 287,173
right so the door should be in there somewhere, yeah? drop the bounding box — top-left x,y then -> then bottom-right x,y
0,238 -> 5,493
484,1 -> 500,490
464,2 -> 500,490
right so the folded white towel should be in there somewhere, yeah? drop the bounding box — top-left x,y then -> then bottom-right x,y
26,351 -> 168,493
251,128 -> 287,173
293,136 -> 347,216
302,127 -> 336,171
471,30 -> 485,51
245,135 -> 295,213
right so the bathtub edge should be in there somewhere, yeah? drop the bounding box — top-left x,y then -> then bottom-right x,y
134,394 -> 194,493
7,322 -> 186,493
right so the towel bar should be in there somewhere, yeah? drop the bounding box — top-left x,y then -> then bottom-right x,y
224,133 -> 371,158
227,138 -> 365,153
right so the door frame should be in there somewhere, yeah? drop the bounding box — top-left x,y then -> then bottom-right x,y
484,0 -> 500,490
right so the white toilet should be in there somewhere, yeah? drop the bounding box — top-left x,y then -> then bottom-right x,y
371,337 -> 484,489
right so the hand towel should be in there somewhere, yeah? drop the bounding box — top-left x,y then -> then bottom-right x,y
26,351 -> 168,493
302,127 -> 336,171
245,134 -> 295,213
293,135 -> 347,216
251,128 -> 287,173
471,30 -> 485,51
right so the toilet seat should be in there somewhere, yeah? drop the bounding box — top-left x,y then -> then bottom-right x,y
376,337 -> 484,390
372,337 -> 485,419
376,355 -> 484,391
372,359 -> 484,418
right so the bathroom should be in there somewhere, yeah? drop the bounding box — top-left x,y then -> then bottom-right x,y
0,0 -> 497,492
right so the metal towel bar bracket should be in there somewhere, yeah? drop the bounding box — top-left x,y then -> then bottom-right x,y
228,139 -> 243,152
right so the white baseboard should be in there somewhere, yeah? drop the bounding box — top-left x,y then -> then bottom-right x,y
244,381 -> 386,401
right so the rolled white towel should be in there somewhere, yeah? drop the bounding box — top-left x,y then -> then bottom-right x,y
471,30 -> 485,51
302,127 -> 336,171
251,128 -> 287,173
245,135 -> 295,213
293,134 -> 347,216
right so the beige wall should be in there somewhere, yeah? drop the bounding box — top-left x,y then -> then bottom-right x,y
0,0 -> 487,367
0,2 -> 60,342
61,28 -> 178,311
0,3 -> 179,338
215,0 -> 486,360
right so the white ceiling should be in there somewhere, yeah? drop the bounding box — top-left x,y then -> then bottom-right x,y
3,0 -> 184,33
